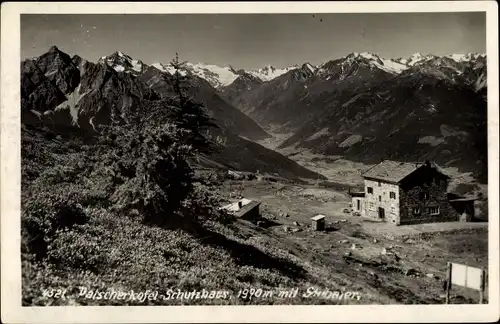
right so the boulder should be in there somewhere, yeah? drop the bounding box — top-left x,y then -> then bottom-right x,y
278,211 -> 288,218
405,268 -> 418,276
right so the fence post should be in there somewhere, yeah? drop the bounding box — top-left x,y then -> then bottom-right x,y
445,262 -> 452,304
479,269 -> 485,304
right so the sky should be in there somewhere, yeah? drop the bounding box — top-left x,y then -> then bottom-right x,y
21,13 -> 486,70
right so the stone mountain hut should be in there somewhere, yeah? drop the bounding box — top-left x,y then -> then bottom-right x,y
349,160 -> 477,226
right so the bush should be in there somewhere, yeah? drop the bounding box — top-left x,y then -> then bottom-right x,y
22,192 -> 88,260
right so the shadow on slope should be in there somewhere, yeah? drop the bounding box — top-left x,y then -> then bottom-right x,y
187,223 -> 308,280
198,127 -> 327,181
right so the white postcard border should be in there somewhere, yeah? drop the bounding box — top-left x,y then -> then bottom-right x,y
1,2 -> 499,323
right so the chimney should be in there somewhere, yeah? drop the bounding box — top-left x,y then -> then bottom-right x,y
238,201 -> 243,209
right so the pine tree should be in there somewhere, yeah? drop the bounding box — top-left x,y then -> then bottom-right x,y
168,53 -> 218,153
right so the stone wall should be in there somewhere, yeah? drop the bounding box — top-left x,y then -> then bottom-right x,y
399,182 -> 457,225
363,179 -> 401,224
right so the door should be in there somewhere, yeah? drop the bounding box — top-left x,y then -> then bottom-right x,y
356,199 -> 361,211
378,207 -> 385,219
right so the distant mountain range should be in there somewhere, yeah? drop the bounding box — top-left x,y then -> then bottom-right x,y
219,51 -> 487,181
140,51 -> 486,89
20,46 -> 325,180
21,46 -> 488,181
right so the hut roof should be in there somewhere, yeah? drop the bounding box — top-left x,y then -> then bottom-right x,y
348,191 -> 365,197
362,160 -> 450,184
220,198 -> 260,218
311,215 -> 326,221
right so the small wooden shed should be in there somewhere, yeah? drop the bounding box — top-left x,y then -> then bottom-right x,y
449,197 -> 476,222
311,215 -> 326,231
219,198 -> 261,222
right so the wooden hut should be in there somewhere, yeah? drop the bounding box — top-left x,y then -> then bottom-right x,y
311,215 -> 326,231
220,198 -> 261,222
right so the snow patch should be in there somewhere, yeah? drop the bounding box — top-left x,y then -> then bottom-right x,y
54,85 -> 89,125
338,134 -> 362,148
151,63 -> 187,76
249,65 -> 298,81
307,127 -> 331,141
349,52 -> 408,74
113,65 -> 125,72
447,53 -> 486,63
440,124 -> 468,138
131,59 -> 142,72
185,62 -> 239,87
406,52 -> 435,66
418,136 -> 446,146
151,63 -> 167,72
305,63 -> 315,73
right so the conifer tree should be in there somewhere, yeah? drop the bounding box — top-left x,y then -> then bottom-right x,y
168,53 -> 218,153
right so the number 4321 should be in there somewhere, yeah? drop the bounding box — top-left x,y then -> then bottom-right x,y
42,288 -> 67,299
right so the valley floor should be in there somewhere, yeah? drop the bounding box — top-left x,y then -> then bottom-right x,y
256,132 -> 489,218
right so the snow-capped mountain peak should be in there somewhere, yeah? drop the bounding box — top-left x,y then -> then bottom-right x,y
405,52 -> 436,66
98,51 -> 145,73
303,62 -> 316,74
248,64 -> 299,82
151,62 -> 187,76
447,53 -> 486,63
345,52 -> 407,74
98,50 -> 486,89
183,62 -> 239,88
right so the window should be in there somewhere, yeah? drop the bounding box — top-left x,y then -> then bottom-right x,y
356,199 -> 361,211
412,207 -> 421,215
428,206 -> 440,215
419,192 -> 429,200
378,195 -> 382,202
390,192 -> 396,199
378,181 -> 381,187
367,187 -> 373,194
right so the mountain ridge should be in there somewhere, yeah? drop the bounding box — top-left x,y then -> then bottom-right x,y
221,51 -> 487,180
21,46 -> 327,181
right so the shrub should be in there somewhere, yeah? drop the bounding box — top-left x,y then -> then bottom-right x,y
22,192 -> 88,260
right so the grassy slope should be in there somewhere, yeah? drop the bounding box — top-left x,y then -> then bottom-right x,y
20,126 -> 347,306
